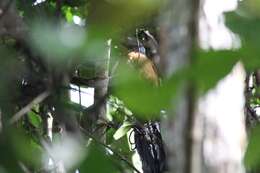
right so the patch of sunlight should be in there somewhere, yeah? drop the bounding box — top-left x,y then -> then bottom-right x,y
33,0 -> 46,6
73,16 -> 85,26
199,63 -> 246,170
199,0 -> 241,50
255,107 -> 260,116
70,84 -> 94,108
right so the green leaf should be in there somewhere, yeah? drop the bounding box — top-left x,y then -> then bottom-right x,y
106,128 -> 117,144
113,121 -> 132,140
124,107 -> 132,116
65,7 -> 73,22
28,111 -> 42,128
107,96 -> 132,123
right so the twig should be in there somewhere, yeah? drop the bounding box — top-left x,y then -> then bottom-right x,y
106,39 -> 112,76
9,91 -> 50,124
79,127 -> 141,173
110,61 -> 119,77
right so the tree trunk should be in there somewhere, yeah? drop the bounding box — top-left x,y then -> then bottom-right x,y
159,0 -> 200,172
81,39 -> 111,138
159,0 -> 247,172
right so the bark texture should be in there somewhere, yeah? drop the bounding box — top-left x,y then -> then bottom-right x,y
81,40 -> 111,138
159,0 -> 200,172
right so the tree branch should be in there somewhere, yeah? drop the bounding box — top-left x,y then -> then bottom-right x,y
9,91 -> 50,124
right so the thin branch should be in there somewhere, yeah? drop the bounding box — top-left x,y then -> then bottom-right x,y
106,39 -> 112,76
9,91 -> 50,124
110,60 -> 119,77
80,127 -> 141,173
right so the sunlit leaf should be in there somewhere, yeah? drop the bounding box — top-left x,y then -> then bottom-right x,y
107,96 -> 132,122
64,7 -> 73,22
113,121 -> 132,140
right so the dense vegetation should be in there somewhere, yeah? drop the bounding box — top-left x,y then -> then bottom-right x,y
1,0 -> 260,173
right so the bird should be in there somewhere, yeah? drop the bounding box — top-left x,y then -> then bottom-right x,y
127,51 -> 160,86
126,29 -> 167,173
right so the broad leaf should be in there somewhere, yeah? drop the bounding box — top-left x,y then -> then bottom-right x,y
113,121 -> 133,140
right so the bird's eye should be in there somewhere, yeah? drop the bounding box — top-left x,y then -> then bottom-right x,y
139,47 -> 146,54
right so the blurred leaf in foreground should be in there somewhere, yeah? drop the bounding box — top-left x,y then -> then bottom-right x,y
79,144 -> 117,173
226,11 -> 260,70
0,132 -> 22,173
245,125 -> 260,169
194,50 -> 240,92
9,128 -> 43,169
112,63 -> 170,118
87,0 -> 161,37
30,21 -> 86,63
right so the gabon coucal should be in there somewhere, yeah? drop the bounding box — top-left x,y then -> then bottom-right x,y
125,29 -> 167,173
126,29 -> 161,86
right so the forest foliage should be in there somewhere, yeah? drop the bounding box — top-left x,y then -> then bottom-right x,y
0,0 -> 260,173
